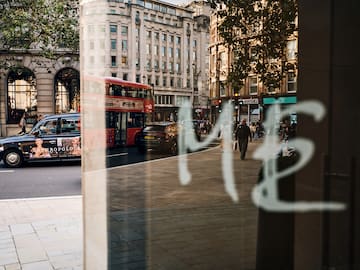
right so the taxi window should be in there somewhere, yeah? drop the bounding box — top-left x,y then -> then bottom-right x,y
40,119 -> 59,135
60,117 -> 80,134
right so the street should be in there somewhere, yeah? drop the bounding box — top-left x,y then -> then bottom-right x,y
0,143 -> 218,200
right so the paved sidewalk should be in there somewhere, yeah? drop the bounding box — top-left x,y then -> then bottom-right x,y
0,196 -> 82,270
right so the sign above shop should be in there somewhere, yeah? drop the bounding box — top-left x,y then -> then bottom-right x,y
240,98 -> 259,105
263,96 -> 297,105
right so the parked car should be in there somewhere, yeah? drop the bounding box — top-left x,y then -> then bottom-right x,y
135,122 -> 178,155
0,113 -> 81,168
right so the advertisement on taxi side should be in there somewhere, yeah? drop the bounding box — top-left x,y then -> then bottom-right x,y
26,137 -> 81,159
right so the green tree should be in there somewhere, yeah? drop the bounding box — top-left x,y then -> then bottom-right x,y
0,0 -> 79,64
209,0 -> 297,91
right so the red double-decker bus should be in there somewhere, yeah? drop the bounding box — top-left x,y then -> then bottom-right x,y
83,76 -> 154,147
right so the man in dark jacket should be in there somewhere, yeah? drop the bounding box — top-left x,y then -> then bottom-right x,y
235,118 -> 252,160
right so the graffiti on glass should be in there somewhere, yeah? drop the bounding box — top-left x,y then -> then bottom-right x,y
178,100 -> 346,212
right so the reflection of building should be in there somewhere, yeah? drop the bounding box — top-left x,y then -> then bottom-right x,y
101,0 -> 211,121
0,54 -> 79,136
208,4 -> 298,124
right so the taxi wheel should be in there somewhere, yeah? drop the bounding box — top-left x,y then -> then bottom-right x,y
3,149 -> 24,168
169,141 -> 178,155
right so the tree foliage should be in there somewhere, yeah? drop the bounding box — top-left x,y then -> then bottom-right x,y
209,0 -> 297,90
0,0 -> 79,60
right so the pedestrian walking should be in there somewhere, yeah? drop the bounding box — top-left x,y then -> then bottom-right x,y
235,118 -> 252,160
18,113 -> 26,134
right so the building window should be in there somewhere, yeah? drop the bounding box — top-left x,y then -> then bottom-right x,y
110,25 -> 117,33
136,74 -> 141,83
146,59 -> 151,70
176,48 -> 181,58
177,78 -> 182,88
161,46 -> 166,57
287,40 -> 297,60
154,32 -> 159,40
170,77 -> 174,87
163,77 -> 167,87
121,26 -> 128,36
111,56 -> 117,67
287,72 -> 297,92
155,76 -> 159,86
162,33 -> 167,42
169,62 -> 174,72
146,44 -> 151,54
168,47 -> 173,57
122,40 -> 128,51
147,76 -> 152,85
55,68 -> 80,114
111,73 -> 117,77
170,35 -> 174,43
111,39 -> 117,50
162,61 -> 167,71
154,60 -> 159,70
249,76 -> 258,95
123,73 -> 128,81
176,36 -> 181,45
146,30 -> 151,38
7,68 -> 37,124
121,56 -> 128,65
154,45 -> 159,55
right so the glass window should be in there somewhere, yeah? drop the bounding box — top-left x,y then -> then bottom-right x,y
154,32 -> 159,40
111,39 -> 117,50
162,33 -> 167,42
154,45 -> 159,55
168,47 -> 173,57
287,72 -> 297,92
146,44 -> 151,54
146,30 -> 151,38
145,2 -> 152,9
176,36 -> 181,45
163,77 -> 167,87
153,3 -> 160,11
122,40 -> 128,51
111,56 -> 117,67
176,48 -> 181,58
154,60 -> 159,69
121,56 -> 128,65
7,68 -> 37,124
110,25 -> 117,33
287,40 -> 297,60
121,26 -> 128,36
249,77 -> 258,95
161,46 -> 166,57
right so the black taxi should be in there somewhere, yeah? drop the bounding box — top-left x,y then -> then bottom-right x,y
0,113 -> 81,168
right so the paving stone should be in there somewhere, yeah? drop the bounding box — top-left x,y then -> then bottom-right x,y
21,261 -> 52,270
0,251 -> 18,266
4,263 -> 21,270
10,224 -> 34,236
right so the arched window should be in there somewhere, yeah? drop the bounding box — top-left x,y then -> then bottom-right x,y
7,67 -> 37,124
54,68 -> 80,113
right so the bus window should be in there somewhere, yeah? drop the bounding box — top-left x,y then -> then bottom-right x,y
112,85 -> 123,96
128,112 -> 144,128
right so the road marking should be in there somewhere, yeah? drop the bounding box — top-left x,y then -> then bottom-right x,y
106,153 -> 128,158
0,170 -> 14,173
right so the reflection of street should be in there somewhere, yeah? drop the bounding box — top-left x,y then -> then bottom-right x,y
108,141 -> 263,269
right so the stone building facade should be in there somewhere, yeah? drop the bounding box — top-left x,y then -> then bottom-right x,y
0,52 -> 79,137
